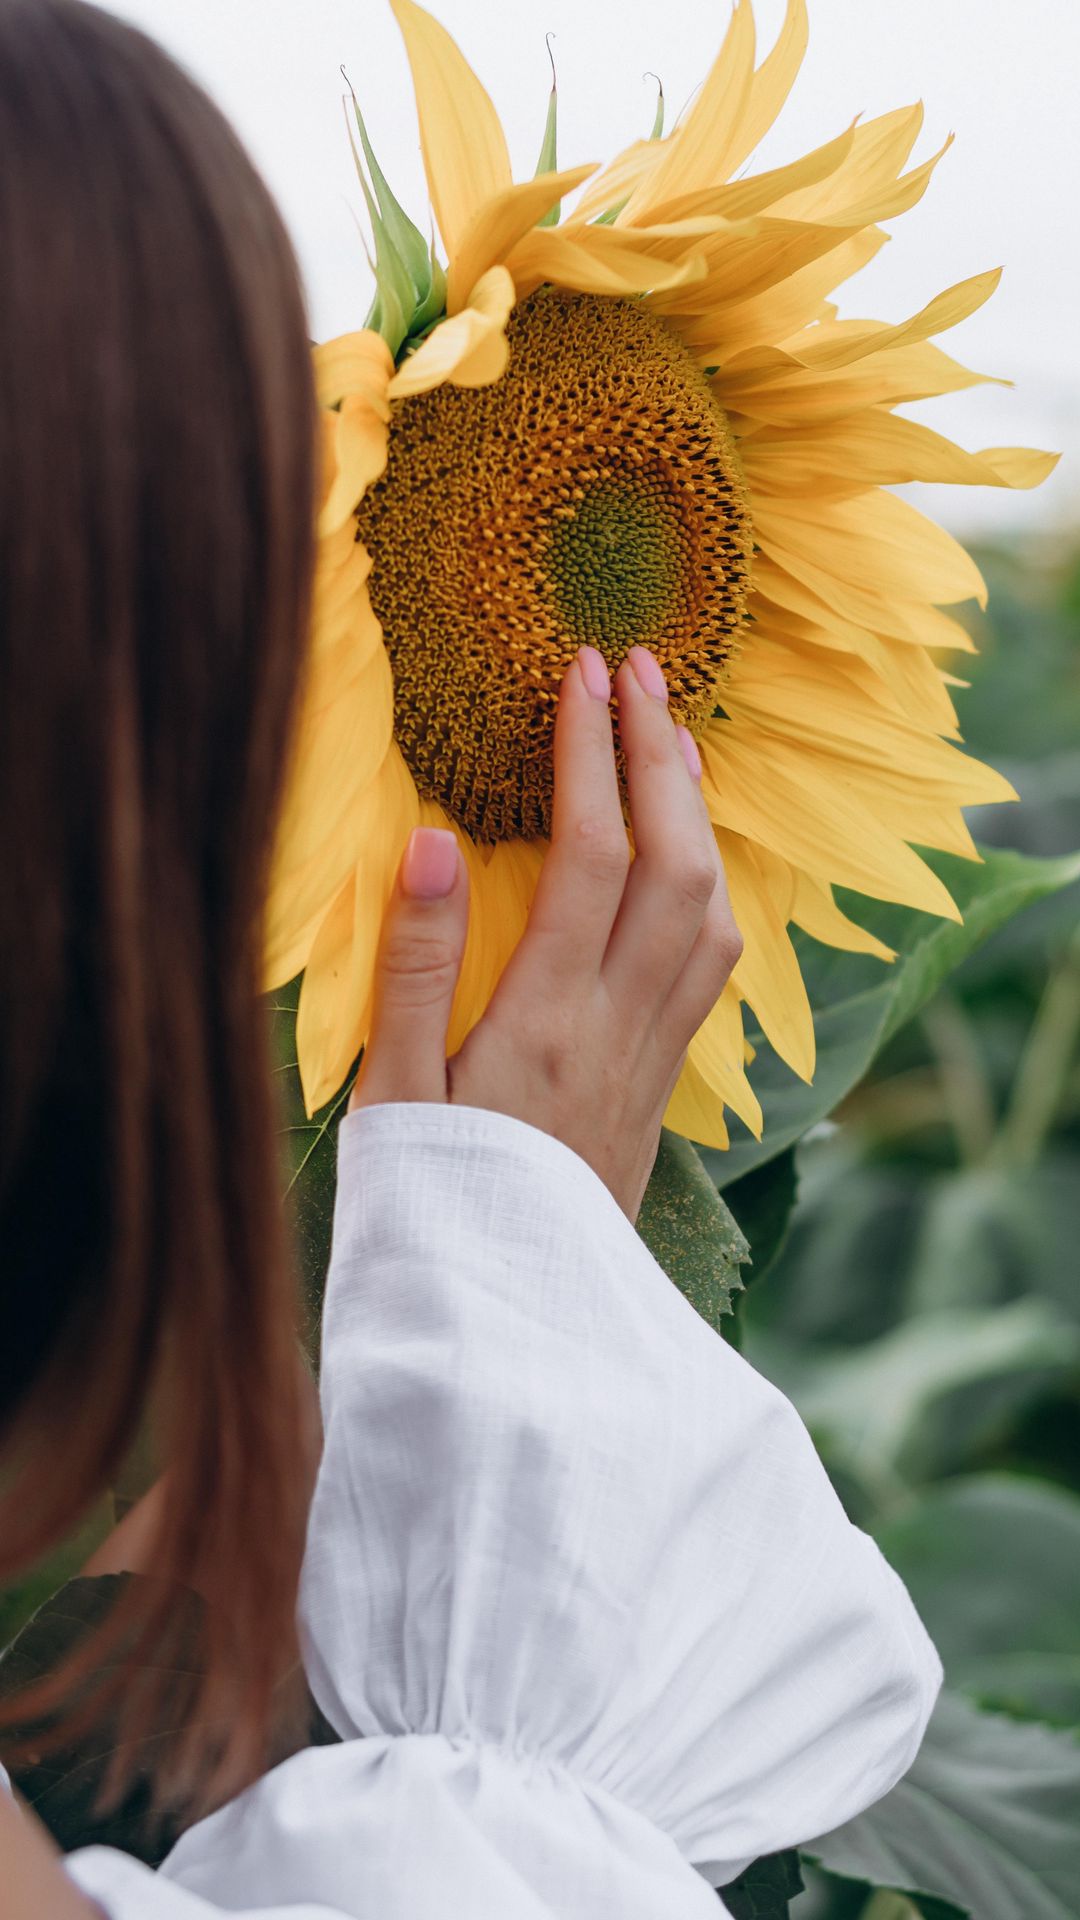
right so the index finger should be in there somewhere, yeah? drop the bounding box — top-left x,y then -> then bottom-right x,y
499,646 -> 629,993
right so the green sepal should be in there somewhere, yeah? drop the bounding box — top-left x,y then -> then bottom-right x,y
342,74 -> 447,356
412,229 -> 448,336
534,35 -> 561,228
646,72 -> 665,141
346,106 -> 413,356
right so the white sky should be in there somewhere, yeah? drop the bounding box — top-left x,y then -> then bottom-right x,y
111,0 -> 1079,540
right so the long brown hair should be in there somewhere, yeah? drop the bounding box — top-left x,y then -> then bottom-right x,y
0,0 -> 317,1802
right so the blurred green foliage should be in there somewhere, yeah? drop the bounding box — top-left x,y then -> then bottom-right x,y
731,537 -> 1080,1919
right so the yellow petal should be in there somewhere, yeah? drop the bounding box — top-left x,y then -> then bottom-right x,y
789,869 -> 896,962
845,777 -> 981,860
299,753 -> 427,1116
773,103 -> 924,221
310,535 -> 379,663
716,334 -> 1001,426
663,1056 -> 730,1152
674,227 -> 885,362
753,491 -> 988,623
642,122 -> 857,228
700,720 -> 962,920
761,621 -> 963,741
725,634 -> 958,770
740,411 -> 1050,499
750,562 -> 894,660
870,637 -> 963,738
574,139 -> 659,225
974,446 -> 1061,488
817,133 -> 952,232
650,213 -> 877,318
295,871 -> 362,1117
624,0 -> 757,218
265,602 -> 395,989
444,837 -> 545,1056
723,638 -> 1012,818
319,396 -> 390,534
348,743 -> 425,1041
389,0 -> 511,257
717,831 -> 816,1081
389,265 -> 515,398
505,224 -> 707,303
687,985 -> 764,1140
751,553 -> 979,655
784,269 -> 1003,374
313,330 -> 394,410
446,164 -> 597,314
722,0 -> 809,177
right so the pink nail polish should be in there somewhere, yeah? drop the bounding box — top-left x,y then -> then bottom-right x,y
401,827 -> 459,899
577,645 -> 610,701
628,646 -> 669,702
675,725 -> 703,782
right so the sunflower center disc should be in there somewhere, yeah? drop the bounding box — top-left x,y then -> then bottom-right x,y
357,290 -> 752,842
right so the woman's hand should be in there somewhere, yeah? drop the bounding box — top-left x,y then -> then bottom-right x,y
350,646 -> 742,1219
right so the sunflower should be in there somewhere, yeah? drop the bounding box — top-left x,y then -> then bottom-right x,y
267,0 -> 1055,1147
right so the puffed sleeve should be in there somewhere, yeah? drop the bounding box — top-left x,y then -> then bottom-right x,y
67,1103 -> 940,1920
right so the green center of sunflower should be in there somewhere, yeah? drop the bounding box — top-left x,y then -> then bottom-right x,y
356,289 -> 752,842
546,475 -> 691,648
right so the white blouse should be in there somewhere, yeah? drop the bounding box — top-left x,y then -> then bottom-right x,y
51,1104 -> 939,1918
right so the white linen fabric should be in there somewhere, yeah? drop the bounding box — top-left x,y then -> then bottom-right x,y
62,1103 -> 941,1918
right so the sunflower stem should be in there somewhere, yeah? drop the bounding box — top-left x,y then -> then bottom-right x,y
920,992 -> 997,1167
987,927 -> 1080,1171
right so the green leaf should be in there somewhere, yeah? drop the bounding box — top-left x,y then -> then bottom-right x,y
905,1156 -> 1080,1319
718,1149 -> 798,1289
958,1653 -> 1080,1730
720,1848 -> 803,1918
0,1498 -> 115,1651
876,1475 -> 1080,1722
806,1690 -> 1080,1920
752,1302 -> 1080,1498
0,1574 -> 207,1862
715,847 -> 1080,1189
0,1575 -> 338,1860
637,1128 -> 748,1329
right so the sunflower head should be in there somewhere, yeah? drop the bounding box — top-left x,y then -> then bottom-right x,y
359,287 -> 752,842
268,0 -> 1056,1141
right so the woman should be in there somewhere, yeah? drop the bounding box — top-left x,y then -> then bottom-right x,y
0,3 -> 941,1915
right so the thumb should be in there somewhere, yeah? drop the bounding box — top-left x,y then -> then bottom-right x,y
351,827 -> 469,1109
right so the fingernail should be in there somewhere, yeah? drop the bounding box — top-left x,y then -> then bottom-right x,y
675,725 -> 702,782
577,645 -> 610,701
402,827 -> 458,899
628,646 -> 668,702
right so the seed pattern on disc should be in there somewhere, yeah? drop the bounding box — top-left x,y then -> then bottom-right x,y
357,289 -> 752,842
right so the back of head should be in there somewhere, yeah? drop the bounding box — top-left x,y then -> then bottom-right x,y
0,0 -> 318,1803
